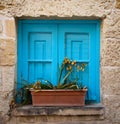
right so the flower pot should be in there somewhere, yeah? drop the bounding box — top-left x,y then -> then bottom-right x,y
30,89 -> 87,106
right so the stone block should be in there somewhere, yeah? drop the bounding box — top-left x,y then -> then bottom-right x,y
0,117 -> 5,124
101,67 -> 120,95
0,39 -> 16,66
1,66 -> 15,92
13,105 -> 104,117
7,117 -> 16,124
0,91 -> 11,114
15,117 -> 112,124
5,20 -> 15,38
116,0 -> 120,9
1,0 -> 114,18
0,21 -> 3,33
102,11 -> 120,39
0,67 -> 2,86
17,117 -> 35,123
101,39 -> 120,66
36,116 -> 48,122
103,95 -> 120,123
0,5 -> 5,10
43,121 -> 111,124
104,27 -> 120,39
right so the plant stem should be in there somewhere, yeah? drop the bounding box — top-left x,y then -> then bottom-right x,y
61,70 -> 72,84
58,64 -> 64,86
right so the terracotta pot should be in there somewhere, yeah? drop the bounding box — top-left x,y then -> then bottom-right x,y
30,89 -> 87,106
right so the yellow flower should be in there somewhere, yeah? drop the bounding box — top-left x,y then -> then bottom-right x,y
71,61 -> 76,66
64,57 -> 70,64
67,65 -> 72,71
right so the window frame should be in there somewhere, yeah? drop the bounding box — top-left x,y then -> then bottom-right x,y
17,20 -> 101,103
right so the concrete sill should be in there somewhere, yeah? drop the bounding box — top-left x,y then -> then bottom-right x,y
12,104 -> 105,120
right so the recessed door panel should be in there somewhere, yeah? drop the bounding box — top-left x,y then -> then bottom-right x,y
19,24 -> 57,84
28,32 -> 52,82
65,33 -> 89,60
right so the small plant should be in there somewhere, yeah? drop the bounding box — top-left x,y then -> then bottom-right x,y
9,57 -> 87,106
57,57 -> 87,89
31,57 -> 87,90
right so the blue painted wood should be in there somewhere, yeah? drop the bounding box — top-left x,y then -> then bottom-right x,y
18,23 -> 58,85
18,20 -> 100,102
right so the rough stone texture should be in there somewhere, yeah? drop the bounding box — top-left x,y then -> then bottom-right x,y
0,0 -> 115,18
101,39 -> 120,66
101,67 -> 120,95
0,91 -> 11,113
0,5 -> 5,10
8,117 -> 112,124
13,105 -> 104,117
0,66 -> 15,115
5,20 -> 15,38
9,104 -> 106,124
103,95 -> 120,123
101,67 -> 120,123
0,21 -> 3,33
0,0 -> 119,124
102,11 -> 120,39
0,116 -> 6,124
0,39 -> 16,65
0,66 -> 15,122
1,66 -> 15,91
10,105 -> 105,124
116,0 -> 120,9
0,67 -> 2,85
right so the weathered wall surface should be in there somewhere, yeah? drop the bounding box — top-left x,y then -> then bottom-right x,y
0,0 -> 120,124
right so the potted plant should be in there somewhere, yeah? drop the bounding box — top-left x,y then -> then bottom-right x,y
30,57 -> 87,106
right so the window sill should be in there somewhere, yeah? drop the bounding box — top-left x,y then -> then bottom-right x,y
12,103 -> 105,120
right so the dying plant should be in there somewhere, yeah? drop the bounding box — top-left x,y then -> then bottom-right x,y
31,57 -> 87,90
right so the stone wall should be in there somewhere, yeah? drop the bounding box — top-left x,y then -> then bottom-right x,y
0,0 -> 120,124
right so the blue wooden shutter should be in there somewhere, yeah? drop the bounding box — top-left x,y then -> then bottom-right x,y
18,20 -> 100,103
18,23 -> 58,85
58,23 -> 100,102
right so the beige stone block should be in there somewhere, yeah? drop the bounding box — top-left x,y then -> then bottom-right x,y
0,39 -> 16,66
0,5 -> 5,10
104,28 -> 120,39
17,117 -> 35,123
103,95 -> 120,123
35,116 -> 48,122
36,121 -> 111,124
0,21 -> 3,33
0,67 -> 2,88
0,55 -> 15,66
101,67 -> 120,95
101,39 -> 120,66
1,0 -> 113,18
1,66 -> 15,92
7,117 -> 16,124
5,20 -> 15,38
0,91 -> 11,114
102,11 -> 120,39
46,116 -> 71,122
116,0 -> 120,9
33,115 -> 105,122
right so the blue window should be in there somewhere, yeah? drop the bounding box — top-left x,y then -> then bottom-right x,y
18,20 -> 100,103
